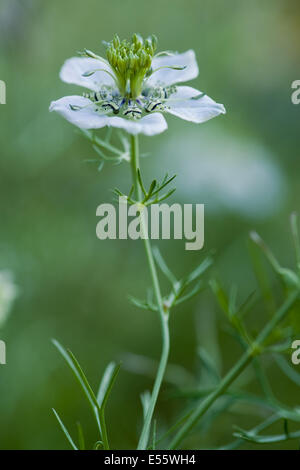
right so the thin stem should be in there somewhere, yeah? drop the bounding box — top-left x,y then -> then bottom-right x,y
93,135 -> 124,156
169,289 -> 299,449
99,410 -> 109,450
130,134 -> 170,450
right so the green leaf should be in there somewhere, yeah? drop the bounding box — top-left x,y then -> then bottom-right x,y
184,256 -> 213,285
151,174 -> 176,197
151,410 -> 193,448
228,284 -> 238,320
137,169 -> 147,196
233,426 -> 300,444
250,231 -> 300,289
148,180 -> 157,198
175,281 -> 204,306
155,188 -> 176,203
275,354 -> 300,386
92,144 -> 106,159
52,339 -> 100,414
140,391 -> 151,421
76,422 -> 85,450
128,295 -> 157,312
210,282 -> 254,346
169,386 -> 300,423
128,184 -> 135,199
52,409 -> 78,450
153,247 -> 177,285
236,290 -> 257,319
152,419 -> 157,450
97,160 -> 105,172
219,414 -> 280,450
197,347 -> 221,384
210,279 -> 229,315
91,132 -> 123,156
93,440 -> 103,450
97,362 -> 121,410
284,419 -> 289,437
248,234 -> 276,314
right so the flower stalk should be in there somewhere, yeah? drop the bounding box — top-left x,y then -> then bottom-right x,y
130,134 -> 170,450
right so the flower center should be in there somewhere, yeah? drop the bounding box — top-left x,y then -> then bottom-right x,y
81,85 -> 177,120
106,34 -> 157,99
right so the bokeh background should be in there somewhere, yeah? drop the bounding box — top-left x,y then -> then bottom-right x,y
0,0 -> 299,450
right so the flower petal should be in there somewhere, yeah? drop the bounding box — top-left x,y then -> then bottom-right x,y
147,50 -> 199,87
49,95 -> 111,129
50,96 -> 168,135
165,86 -> 226,123
106,113 -> 168,136
60,57 -> 115,91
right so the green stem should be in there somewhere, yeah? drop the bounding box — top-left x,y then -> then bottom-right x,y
99,410 -> 109,450
169,289 -> 299,449
130,134 -> 170,450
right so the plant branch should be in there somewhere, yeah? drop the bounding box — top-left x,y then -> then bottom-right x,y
169,289 -> 299,449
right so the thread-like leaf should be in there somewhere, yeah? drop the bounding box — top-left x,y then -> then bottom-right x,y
52,409 -> 78,450
184,256 -> 213,285
140,391 -> 151,421
210,279 -> 229,316
137,169 -> 147,196
275,355 -> 300,386
76,422 -> 85,450
197,347 -> 221,385
52,339 -> 99,412
128,295 -> 157,312
153,247 -> 177,285
175,281 -> 204,306
97,362 -> 121,410
233,427 -> 300,444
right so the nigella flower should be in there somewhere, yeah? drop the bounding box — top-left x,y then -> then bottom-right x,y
50,34 -> 225,136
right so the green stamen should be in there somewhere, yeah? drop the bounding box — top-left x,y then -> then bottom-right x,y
105,34 -> 158,99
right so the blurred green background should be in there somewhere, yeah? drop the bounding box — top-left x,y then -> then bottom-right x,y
0,0 -> 300,450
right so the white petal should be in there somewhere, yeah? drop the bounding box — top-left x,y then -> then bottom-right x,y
60,57 -> 115,91
106,113 -> 168,136
147,50 -> 198,87
50,96 -> 168,135
49,95 -> 111,129
168,86 -> 202,100
166,86 -> 226,123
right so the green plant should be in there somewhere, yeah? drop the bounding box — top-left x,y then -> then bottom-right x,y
49,34 -> 300,450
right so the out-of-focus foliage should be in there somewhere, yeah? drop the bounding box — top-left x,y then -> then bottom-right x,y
0,0 -> 300,449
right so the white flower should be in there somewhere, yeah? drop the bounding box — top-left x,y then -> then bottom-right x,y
0,271 -> 18,328
50,35 -> 225,136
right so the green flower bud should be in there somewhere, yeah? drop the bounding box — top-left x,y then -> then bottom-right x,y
150,34 -> 158,51
113,34 -> 120,49
104,34 -> 158,98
